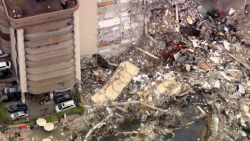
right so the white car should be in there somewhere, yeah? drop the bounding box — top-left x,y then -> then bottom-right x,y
11,111 -> 28,120
55,100 -> 76,113
0,61 -> 11,70
0,50 -> 9,58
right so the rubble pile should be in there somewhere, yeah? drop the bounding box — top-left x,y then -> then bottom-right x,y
75,0 -> 250,141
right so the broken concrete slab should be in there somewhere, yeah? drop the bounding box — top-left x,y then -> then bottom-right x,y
91,61 -> 139,104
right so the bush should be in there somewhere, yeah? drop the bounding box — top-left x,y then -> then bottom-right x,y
45,107 -> 84,122
46,115 -> 58,122
0,101 -> 7,123
76,91 -> 82,103
9,119 -> 36,126
27,119 -> 36,126
6,107 -> 85,126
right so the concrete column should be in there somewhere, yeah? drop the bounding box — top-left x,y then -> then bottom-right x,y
73,9 -> 82,93
79,0 -> 98,57
9,28 -> 18,76
17,29 -> 28,103
50,92 -> 53,99
21,93 -> 25,104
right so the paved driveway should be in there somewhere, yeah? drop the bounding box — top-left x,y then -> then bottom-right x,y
26,95 -> 57,119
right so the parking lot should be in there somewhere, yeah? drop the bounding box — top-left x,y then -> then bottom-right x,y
0,54 -> 56,121
0,53 -> 76,120
0,55 -> 17,83
26,95 -> 57,119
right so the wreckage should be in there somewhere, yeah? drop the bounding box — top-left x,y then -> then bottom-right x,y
74,0 -> 250,140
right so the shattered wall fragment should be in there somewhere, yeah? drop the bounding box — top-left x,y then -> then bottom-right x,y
154,77 -> 182,96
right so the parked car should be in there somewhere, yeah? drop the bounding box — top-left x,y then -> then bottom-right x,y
0,70 -> 12,79
55,100 -> 76,113
10,111 -> 28,120
1,85 -> 21,102
0,61 -> 11,70
0,50 -> 9,58
54,92 -> 72,104
4,85 -> 21,94
8,104 -> 28,113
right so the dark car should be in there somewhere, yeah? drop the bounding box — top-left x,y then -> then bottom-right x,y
8,104 -> 27,113
0,70 -> 11,79
1,93 -> 21,102
54,92 -> 72,104
1,85 -> 21,102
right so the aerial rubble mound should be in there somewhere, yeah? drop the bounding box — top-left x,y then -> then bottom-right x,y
74,0 -> 250,140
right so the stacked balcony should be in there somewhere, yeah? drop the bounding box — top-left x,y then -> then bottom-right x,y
24,18 -> 76,94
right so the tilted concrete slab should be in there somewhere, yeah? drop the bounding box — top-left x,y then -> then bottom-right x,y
91,61 -> 139,104
154,77 -> 182,96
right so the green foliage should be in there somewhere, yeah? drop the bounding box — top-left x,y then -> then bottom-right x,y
76,91 -> 82,103
9,119 -> 36,126
5,107 -> 84,126
45,107 -> 85,122
46,115 -> 58,122
27,119 -> 36,126
0,101 -> 7,123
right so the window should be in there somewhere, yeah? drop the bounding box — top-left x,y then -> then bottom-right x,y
58,104 -> 63,110
63,106 -> 70,110
14,113 -> 18,117
9,88 -> 16,93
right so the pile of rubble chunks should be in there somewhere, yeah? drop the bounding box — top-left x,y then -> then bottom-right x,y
79,0 -> 250,141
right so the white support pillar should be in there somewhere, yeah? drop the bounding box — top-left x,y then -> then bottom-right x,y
50,92 -> 53,100
73,9 -> 82,93
9,28 -> 18,77
79,0 -> 98,57
17,29 -> 28,103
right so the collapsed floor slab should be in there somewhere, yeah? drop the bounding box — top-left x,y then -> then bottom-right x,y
91,61 -> 139,104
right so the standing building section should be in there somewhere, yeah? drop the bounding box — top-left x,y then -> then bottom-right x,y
97,0 -> 145,57
1,0 -> 81,102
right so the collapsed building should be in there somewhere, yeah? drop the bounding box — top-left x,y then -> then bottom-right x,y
77,0 -> 250,141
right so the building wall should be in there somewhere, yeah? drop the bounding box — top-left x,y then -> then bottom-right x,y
79,0 -> 98,58
97,0 -> 144,58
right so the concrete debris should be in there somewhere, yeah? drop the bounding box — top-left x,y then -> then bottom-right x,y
76,0 -> 250,140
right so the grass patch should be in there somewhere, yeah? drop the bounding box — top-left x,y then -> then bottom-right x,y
27,119 -> 36,126
6,107 -> 84,126
46,107 -> 84,122
46,115 -> 58,122
0,101 -> 7,123
76,91 -> 82,103
8,119 -> 36,126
